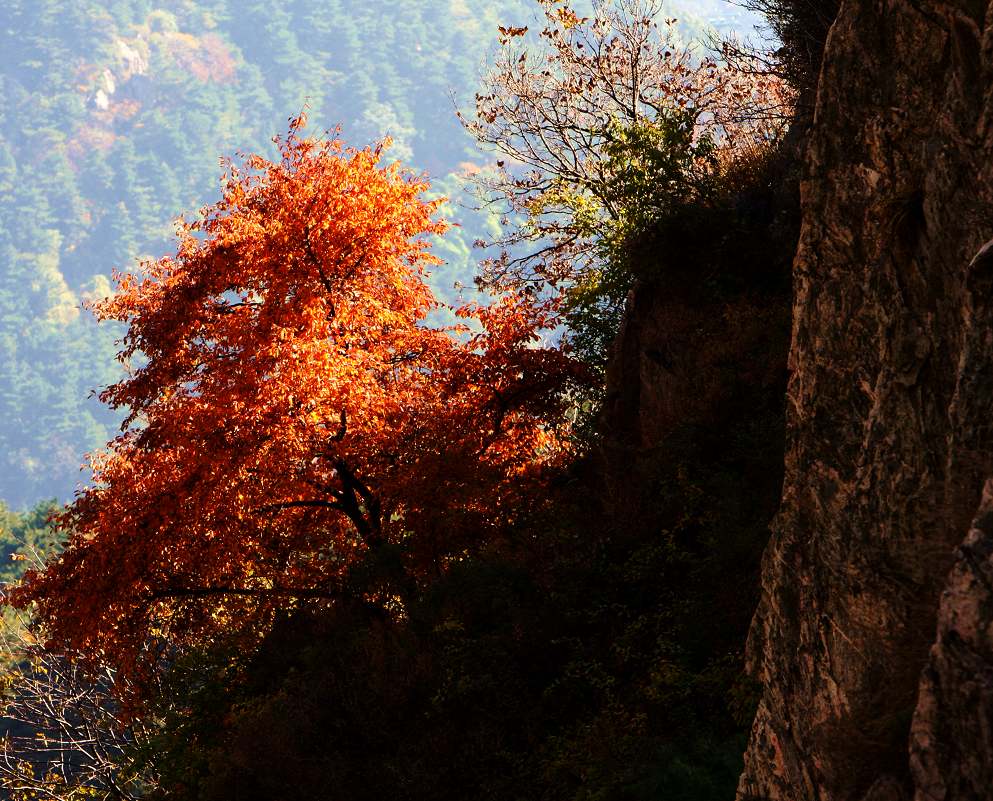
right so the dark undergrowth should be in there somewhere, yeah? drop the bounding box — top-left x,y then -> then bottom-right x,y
140,122 -> 801,801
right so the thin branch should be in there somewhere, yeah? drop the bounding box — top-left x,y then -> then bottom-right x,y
148,585 -> 338,602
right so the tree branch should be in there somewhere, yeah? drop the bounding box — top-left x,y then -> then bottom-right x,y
149,585 -> 338,602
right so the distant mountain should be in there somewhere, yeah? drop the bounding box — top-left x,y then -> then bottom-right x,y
0,0 -> 762,508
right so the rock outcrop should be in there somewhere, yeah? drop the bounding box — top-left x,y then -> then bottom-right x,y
601,280 -> 790,534
739,1 -> 993,799
910,478 -> 993,801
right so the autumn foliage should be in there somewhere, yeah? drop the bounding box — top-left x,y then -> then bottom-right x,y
460,0 -> 793,290
12,118 -> 585,679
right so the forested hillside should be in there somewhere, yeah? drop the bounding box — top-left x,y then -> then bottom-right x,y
0,3 -> 804,799
0,0 -> 758,508
6,3 -> 990,801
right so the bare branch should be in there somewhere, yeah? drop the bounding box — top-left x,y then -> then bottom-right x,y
148,585 -> 338,602
0,616 -> 156,800
458,0 -> 794,291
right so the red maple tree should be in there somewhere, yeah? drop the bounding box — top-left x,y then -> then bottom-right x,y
13,118 -> 586,678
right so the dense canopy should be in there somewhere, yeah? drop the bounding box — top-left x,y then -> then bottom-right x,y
13,120 -> 585,677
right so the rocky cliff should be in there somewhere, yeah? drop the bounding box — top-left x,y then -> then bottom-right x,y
739,1 -> 993,799
910,478 -> 993,800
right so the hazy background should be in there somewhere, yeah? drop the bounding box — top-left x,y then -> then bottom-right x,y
0,0 -> 764,508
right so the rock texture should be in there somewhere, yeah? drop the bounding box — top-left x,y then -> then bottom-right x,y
601,280 -> 789,532
739,1 -> 993,799
910,478 -> 993,801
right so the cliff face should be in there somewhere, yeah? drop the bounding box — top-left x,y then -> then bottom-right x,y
739,2 -> 993,799
910,478 -> 993,801
601,281 -> 790,534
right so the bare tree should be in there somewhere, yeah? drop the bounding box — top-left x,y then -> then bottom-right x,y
0,617 -> 157,800
737,0 -> 840,92
458,0 -> 792,291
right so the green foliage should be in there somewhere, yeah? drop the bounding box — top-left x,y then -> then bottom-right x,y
563,111 -> 722,374
601,113 -> 719,242
0,499 -> 62,642
0,500 -> 61,585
